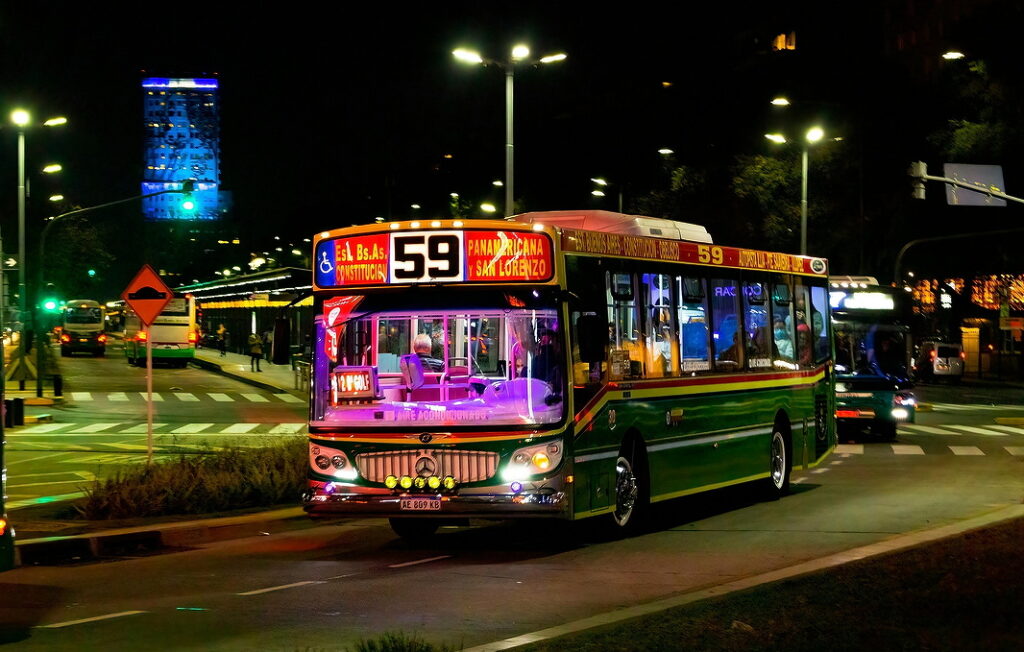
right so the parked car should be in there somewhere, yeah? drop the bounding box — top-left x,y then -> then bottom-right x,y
914,340 -> 965,382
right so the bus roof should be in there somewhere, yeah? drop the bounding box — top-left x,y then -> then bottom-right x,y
512,210 -> 713,243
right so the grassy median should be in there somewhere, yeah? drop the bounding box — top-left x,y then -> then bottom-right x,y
78,438 -> 307,519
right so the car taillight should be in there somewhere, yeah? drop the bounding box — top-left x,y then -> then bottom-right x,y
930,350 -> 937,360
98,334 -> 107,343
960,351 -> 966,360
60,334 -> 71,343
188,331 -> 197,343
137,331 -> 148,342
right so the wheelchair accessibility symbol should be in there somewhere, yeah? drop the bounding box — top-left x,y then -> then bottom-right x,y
319,250 -> 334,275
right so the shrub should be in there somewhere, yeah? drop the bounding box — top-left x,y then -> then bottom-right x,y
79,438 -> 307,520
350,632 -> 458,652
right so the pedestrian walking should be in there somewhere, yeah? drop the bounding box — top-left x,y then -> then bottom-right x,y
217,323 -> 228,357
248,332 -> 264,372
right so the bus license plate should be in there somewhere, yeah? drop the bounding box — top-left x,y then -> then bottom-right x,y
400,498 -> 441,511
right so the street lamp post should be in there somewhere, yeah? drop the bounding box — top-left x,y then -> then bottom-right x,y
765,126 -> 824,255
453,46 -> 566,217
10,110 -> 67,349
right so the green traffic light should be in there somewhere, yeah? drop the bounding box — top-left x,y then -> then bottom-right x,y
43,299 -> 59,312
87,269 -> 96,277
182,198 -> 196,211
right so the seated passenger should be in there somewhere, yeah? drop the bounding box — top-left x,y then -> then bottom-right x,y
773,319 -> 794,359
413,333 -> 444,372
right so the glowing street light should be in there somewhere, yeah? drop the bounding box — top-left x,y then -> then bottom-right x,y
765,125 -> 826,255
453,44 -> 567,216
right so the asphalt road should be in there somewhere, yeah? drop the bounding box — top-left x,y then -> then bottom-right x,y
1,374 -> 1022,650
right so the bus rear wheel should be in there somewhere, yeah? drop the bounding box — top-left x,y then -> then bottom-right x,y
765,429 -> 791,500
389,518 -> 439,540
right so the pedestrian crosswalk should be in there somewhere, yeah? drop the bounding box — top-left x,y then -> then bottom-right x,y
837,443 -> 1023,457
8,422 -> 307,436
67,391 -> 304,404
927,402 -> 1024,412
900,423 -> 1024,436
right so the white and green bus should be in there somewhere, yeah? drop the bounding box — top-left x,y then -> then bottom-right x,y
302,211 -> 836,538
124,294 -> 197,368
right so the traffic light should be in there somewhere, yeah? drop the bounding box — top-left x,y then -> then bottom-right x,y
42,297 -> 61,312
181,179 -> 196,212
908,161 -> 927,200
87,268 -> 96,277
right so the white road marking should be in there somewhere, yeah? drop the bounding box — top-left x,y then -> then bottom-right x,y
242,393 -> 270,402
118,424 -> 168,433
39,611 -> 147,629
71,392 -> 93,401
15,423 -> 69,433
108,392 -> 129,402
237,581 -> 322,596
208,393 -> 234,402
270,423 -> 306,434
172,423 -> 215,434
987,425 -> 1024,435
1005,447 -> 1024,456
139,392 -> 164,401
835,444 -> 863,455
388,555 -> 452,568
274,394 -> 303,403
900,424 -> 960,435
220,423 -> 259,434
77,423 -> 122,433
944,425 -> 1008,436
949,446 -> 984,456
891,444 -> 925,455
174,393 -> 200,402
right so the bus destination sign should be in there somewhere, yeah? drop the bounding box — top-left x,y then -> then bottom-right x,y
561,229 -> 827,276
315,229 -> 554,288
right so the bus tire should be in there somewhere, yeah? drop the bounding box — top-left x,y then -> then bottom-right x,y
765,426 -> 791,500
388,518 -> 439,540
610,436 -> 649,533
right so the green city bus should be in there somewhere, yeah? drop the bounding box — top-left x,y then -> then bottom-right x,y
303,211 -> 836,538
123,294 -> 198,368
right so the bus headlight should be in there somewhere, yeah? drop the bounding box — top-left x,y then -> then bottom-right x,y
503,439 -> 564,481
309,443 -> 356,479
891,408 -> 910,420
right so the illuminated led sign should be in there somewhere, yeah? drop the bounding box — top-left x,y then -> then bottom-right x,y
830,291 -> 895,310
314,230 -> 554,288
142,77 -> 219,89
330,367 -> 381,402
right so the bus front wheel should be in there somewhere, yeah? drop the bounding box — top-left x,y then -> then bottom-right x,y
389,518 -> 439,540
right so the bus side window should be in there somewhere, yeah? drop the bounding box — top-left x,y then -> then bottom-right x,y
743,280 -> 771,369
808,284 -> 830,364
792,284 -> 813,366
710,278 -> 743,371
772,278 -> 795,363
677,276 -> 710,374
607,272 -> 642,380
643,273 -> 676,378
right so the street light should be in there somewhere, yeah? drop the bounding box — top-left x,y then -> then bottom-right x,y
590,177 -> 623,212
10,109 -> 67,351
765,125 -> 825,255
453,44 -> 567,217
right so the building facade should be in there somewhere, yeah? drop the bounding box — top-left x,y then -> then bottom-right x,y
141,77 -> 227,221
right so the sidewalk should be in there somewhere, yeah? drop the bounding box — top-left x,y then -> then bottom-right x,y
191,345 -> 306,397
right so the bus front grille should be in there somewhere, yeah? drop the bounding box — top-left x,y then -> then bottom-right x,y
356,449 -> 500,484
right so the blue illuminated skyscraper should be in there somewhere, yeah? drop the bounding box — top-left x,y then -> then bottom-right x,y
141,77 -> 227,220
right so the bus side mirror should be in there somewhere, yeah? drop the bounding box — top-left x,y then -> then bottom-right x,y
577,314 -> 606,364
272,317 -> 291,365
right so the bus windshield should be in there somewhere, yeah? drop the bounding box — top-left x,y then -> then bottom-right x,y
834,321 -> 912,382
312,305 -> 565,428
65,307 -> 102,325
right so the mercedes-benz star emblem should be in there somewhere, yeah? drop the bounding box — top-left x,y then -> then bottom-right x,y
414,456 -> 437,477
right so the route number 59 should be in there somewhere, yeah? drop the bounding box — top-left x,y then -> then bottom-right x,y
698,244 -> 724,265
390,232 -> 465,283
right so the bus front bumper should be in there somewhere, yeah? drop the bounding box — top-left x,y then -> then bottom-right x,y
302,480 -> 569,519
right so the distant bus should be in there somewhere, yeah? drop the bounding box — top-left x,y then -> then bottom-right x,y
302,211 -> 836,539
124,294 -> 197,368
830,276 -> 916,439
60,299 -> 107,357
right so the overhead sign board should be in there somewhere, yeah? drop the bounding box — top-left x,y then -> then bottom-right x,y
944,163 -> 1007,207
121,264 -> 172,326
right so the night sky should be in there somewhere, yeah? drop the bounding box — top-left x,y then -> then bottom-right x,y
0,2 -> 1018,288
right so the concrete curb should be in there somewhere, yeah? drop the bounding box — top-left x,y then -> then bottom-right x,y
14,506 -> 308,566
995,416 -> 1024,425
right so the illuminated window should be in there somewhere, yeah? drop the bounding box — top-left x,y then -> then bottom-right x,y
771,32 -> 796,51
